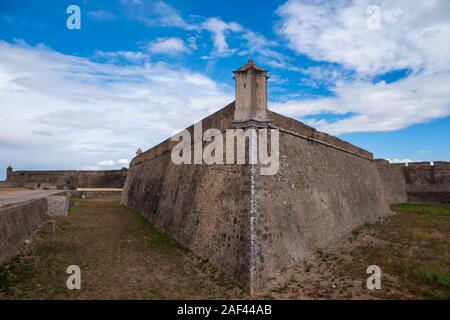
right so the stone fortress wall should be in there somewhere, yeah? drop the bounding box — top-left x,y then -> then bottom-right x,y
3,60 -> 449,294
253,112 -> 390,292
6,168 -> 128,190
374,160 -> 408,205
122,103 -> 254,288
375,159 -> 450,204
121,61 -> 395,294
122,102 -> 392,294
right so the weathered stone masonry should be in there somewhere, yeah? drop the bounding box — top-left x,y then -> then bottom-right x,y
0,198 -> 48,265
375,159 -> 450,204
121,60 -> 392,294
3,60 -> 446,291
6,168 -> 128,189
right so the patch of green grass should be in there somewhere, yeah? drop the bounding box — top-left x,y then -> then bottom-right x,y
317,249 -> 332,262
56,219 -> 73,232
125,206 -> 188,253
0,241 -> 80,299
34,241 -> 77,257
417,267 -> 450,292
391,203 -> 450,216
351,223 -> 372,237
0,255 -> 36,296
344,206 -> 450,299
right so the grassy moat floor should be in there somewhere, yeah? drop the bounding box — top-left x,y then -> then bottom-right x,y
0,198 -> 449,300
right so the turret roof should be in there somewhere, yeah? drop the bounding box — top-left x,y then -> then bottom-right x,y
233,59 -> 268,74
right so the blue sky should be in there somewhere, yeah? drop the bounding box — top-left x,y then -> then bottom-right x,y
1,0 -> 449,180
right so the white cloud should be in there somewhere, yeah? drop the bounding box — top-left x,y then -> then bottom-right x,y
151,0 -> 197,29
202,17 -> 243,56
272,0 -> 450,135
238,31 -> 298,71
120,1 -> 285,63
94,50 -> 149,63
298,65 -> 354,88
272,72 -> 450,135
276,0 -> 450,75
124,0 -> 197,30
147,37 -> 189,55
120,2 -> 246,58
387,159 -> 421,164
87,10 -> 116,21
99,160 -> 115,166
0,40 -> 232,172
118,158 -> 129,165
120,0 -> 142,4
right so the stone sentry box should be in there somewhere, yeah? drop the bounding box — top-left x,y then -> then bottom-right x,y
232,59 -> 271,128
121,60 -> 391,295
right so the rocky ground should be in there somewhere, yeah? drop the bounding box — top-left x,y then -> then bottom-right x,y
266,203 -> 450,300
0,198 -> 448,299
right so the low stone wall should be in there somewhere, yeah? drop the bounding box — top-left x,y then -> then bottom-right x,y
0,198 -> 48,265
66,189 -> 122,199
7,169 -> 128,190
407,192 -> 450,204
82,191 -> 122,199
47,195 -> 69,216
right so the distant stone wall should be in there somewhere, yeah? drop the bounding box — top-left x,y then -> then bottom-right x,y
405,161 -> 450,203
0,198 -> 48,265
405,161 -> 450,192
375,161 -> 450,204
6,169 -> 128,190
407,192 -> 450,204
374,159 -> 408,205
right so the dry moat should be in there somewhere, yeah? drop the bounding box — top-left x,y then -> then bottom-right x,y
1,195 -> 448,300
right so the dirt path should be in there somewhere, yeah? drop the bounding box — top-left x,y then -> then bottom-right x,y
0,197 -> 245,299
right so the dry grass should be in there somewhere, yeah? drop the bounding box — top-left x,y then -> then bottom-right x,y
265,203 -> 450,300
0,197 -> 245,299
1,199 -> 448,300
